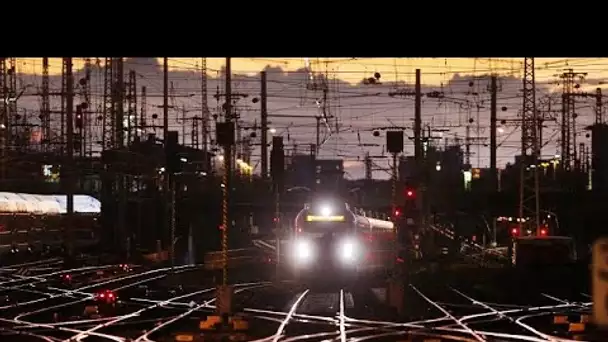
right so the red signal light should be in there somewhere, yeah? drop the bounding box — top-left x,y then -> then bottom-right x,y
511,228 -> 519,236
394,209 -> 401,217
97,290 -> 116,302
540,228 -> 547,236
405,189 -> 414,198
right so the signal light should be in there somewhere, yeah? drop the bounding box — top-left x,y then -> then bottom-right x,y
405,189 -> 415,198
511,228 -> 519,236
540,228 -> 547,236
394,209 -> 401,217
96,290 -> 116,303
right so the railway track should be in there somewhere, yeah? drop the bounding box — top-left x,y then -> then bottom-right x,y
0,254 -> 599,342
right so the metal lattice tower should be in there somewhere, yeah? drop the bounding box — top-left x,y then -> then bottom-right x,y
596,88 -> 603,125
61,59 -> 69,155
126,70 -> 137,144
102,58 -> 114,150
201,58 -> 209,153
81,58 -> 92,157
519,57 -> 541,234
0,58 -> 6,179
558,69 -> 587,170
113,58 -> 124,149
41,58 -> 50,149
6,58 -> 17,151
140,86 -> 147,132
191,114 -> 199,149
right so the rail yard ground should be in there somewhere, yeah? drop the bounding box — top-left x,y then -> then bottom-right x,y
0,249 -> 602,342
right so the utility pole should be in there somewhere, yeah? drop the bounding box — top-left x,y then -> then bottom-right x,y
414,69 -> 426,239
261,71 -> 268,180
64,57 -> 75,257
41,57 -> 50,151
223,57 -> 232,287
596,88 -> 603,125
201,58 -> 209,169
163,57 -> 169,140
490,75 -> 498,191
162,57 -> 171,262
315,116 -> 321,154
519,58 -> 541,235
414,69 -> 422,162
212,57 -> 236,320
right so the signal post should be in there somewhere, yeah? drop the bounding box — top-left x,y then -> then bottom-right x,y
385,130 -> 405,316
200,58 -> 247,337
270,136 -> 285,280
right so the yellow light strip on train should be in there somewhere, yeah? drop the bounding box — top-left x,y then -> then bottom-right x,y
306,215 -> 345,222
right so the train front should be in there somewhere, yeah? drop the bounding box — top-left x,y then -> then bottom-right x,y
290,200 -> 363,280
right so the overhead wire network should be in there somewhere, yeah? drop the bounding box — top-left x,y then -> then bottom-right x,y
8,57 -> 608,179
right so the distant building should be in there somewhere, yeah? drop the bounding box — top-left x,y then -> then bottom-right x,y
285,154 -> 344,191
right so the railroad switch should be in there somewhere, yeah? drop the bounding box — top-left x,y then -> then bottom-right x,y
199,315 -> 248,342
199,285 -> 248,339
200,315 -> 249,331
568,322 -> 586,333
553,315 -> 568,324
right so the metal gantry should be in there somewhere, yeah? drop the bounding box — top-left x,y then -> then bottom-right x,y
519,57 -> 541,234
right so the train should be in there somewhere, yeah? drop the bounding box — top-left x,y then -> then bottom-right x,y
0,192 -> 101,256
289,196 -> 397,282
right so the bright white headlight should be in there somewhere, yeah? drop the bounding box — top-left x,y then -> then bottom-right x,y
320,205 -> 332,217
338,238 -> 359,263
294,239 -> 313,264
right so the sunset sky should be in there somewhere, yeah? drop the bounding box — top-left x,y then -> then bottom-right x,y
15,57 -> 608,89
9,57 -> 608,179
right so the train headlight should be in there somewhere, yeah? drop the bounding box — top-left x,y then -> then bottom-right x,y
338,237 -> 360,264
320,205 -> 332,217
293,239 -> 314,264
